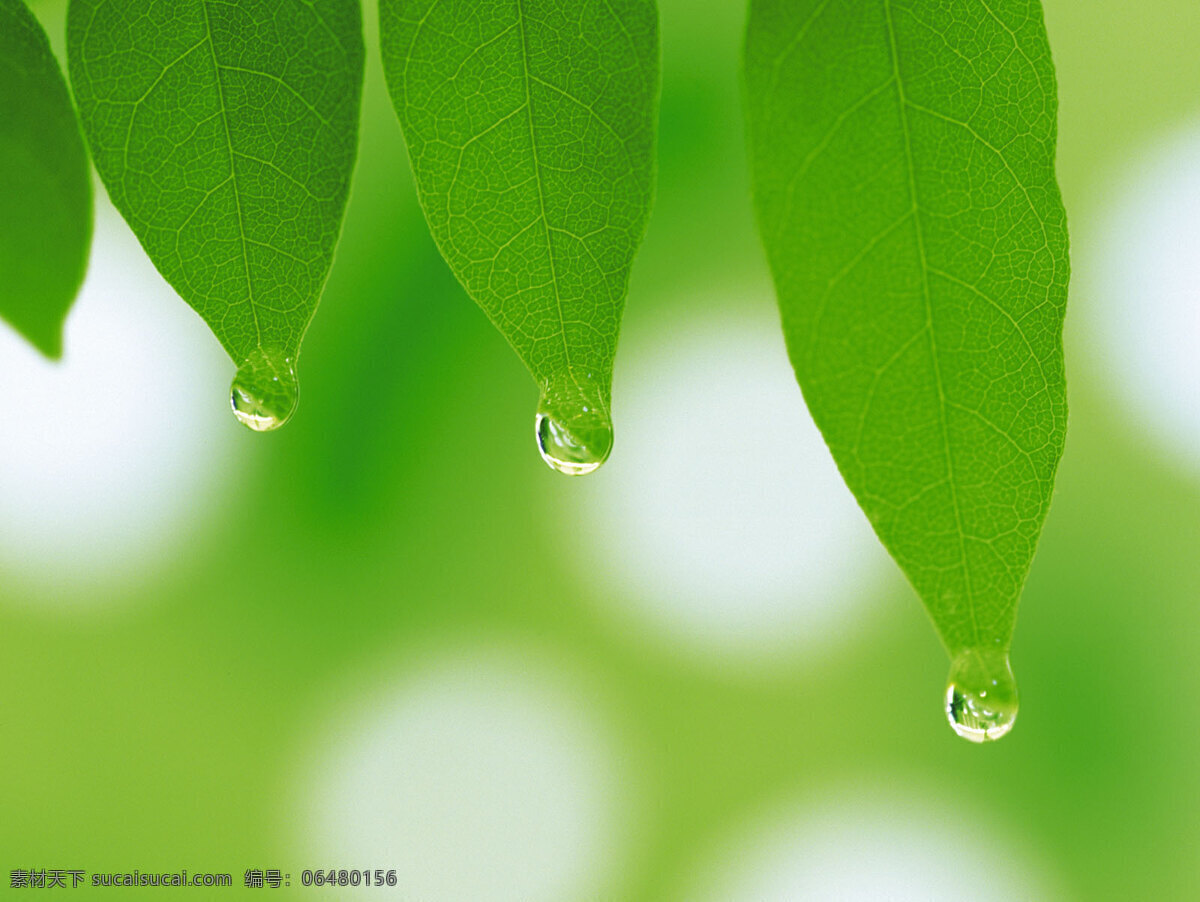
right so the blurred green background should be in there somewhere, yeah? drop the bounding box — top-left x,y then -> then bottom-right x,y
3,0 -> 1198,898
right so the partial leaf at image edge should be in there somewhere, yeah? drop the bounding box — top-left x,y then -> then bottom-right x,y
744,0 -> 1069,740
0,0 -> 93,359
66,0 -> 365,430
380,0 -> 660,474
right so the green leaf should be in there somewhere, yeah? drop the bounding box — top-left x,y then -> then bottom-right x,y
66,0 -> 364,430
380,0 -> 659,474
0,0 -> 92,358
744,0 -> 1068,739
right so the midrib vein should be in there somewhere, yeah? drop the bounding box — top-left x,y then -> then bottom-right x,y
199,0 -> 262,348
882,0 -> 978,644
514,0 -> 573,378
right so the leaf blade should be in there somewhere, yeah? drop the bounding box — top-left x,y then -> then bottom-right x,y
744,0 -> 1069,662
67,0 -> 365,428
0,0 -> 93,358
380,0 -> 659,472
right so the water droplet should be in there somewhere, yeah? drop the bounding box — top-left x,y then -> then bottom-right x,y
535,376 -> 613,475
230,348 -> 298,432
535,411 -> 613,475
944,647 -> 1018,743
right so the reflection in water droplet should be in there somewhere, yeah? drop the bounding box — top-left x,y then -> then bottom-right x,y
944,647 -> 1019,743
230,348 -> 298,432
535,375 -> 613,475
536,412 -> 612,476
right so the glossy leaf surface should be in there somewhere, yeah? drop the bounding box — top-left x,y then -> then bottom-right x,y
745,0 -> 1069,686
67,0 -> 364,428
0,0 -> 92,358
381,0 -> 659,471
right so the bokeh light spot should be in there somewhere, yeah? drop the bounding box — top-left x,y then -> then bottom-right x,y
566,308 -> 891,667
1086,121 -> 1200,472
0,202 -> 233,602
302,646 -> 629,901
689,785 -> 1064,901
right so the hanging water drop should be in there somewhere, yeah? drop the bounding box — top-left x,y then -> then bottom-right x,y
535,411 -> 613,475
230,348 -> 299,432
534,374 -> 613,475
944,646 -> 1019,743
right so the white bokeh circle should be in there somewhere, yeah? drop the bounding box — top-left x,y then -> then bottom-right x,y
687,784 -> 1064,902
301,646 -> 628,902
0,201 -> 234,601
566,307 -> 891,665
1086,121 -> 1200,472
